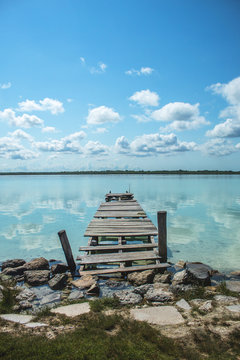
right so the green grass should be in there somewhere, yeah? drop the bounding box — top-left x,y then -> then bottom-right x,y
90,297 -> 121,312
0,281 -> 18,314
0,312 -> 239,360
216,282 -> 239,297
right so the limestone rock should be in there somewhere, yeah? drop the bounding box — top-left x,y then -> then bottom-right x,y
145,288 -> 173,302
16,288 -> 36,302
172,269 -> 188,285
230,270 -> 240,277
0,314 -> 34,324
131,306 -> 185,326
225,304 -> 240,313
199,300 -> 212,312
214,295 -> 239,305
25,322 -> 48,328
1,259 -> 26,271
225,280 -> 240,293
24,270 -> 50,286
86,283 -> 100,296
113,290 -> 142,305
68,290 -> 85,301
72,275 -> 97,289
25,257 -> 49,271
48,273 -> 68,290
133,284 -> 153,296
19,300 -> 33,310
185,262 -> 212,286
51,302 -> 91,317
176,299 -> 191,311
51,263 -> 68,275
39,292 -> 61,306
127,270 -> 155,286
154,273 -> 171,284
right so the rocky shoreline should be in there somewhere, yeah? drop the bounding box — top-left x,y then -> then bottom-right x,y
0,257 -> 240,313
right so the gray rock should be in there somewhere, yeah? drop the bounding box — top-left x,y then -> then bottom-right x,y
113,290 -> 142,305
133,284 -> 153,296
19,300 -> 33,310
0,314 -> 34,324
199,300 -> 212,312
170,284 -> 195,294
86,283 -> 100,296
2,265 -> 26,277
31,285 -> 54,299
172,269 -> 188,285
1,259 -> 26,271
145,288 -> 173,302
131,306 -> 185,326
68,290 -> 85,301
72,275 -> 97,289
24,270 -> 50,286
51,303 -> 90,317
229,270 -> 240,277
48,273 -> 68,290
225,304 -> 240,313
39,292 -> 61,306
214,295 -> 239,305
16,288 -> 36,302
225,280 -> 240,293
25,322 -> 48,328
185,262 -> 212,286
127,270 -> 155,286
154,273 -> 171,284
25,257 -> 49,271
51,263 -> 68,275
176,299 -> 191,311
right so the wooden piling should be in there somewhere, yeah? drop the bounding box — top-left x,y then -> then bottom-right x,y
157,211 -> 167,262
58,230 -> 76,274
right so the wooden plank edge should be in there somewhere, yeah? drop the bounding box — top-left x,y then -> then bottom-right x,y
79,263 -> 170,276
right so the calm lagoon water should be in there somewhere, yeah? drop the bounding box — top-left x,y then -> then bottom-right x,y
0,174 -> 239,273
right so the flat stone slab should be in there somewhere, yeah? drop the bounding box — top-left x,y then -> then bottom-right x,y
51,302 -> 90,317
0,314 -> 34,324
130,306 -> 185,326
225,304 -> 240,313
226,281 -> 240,293
176,299 -> 191,311
25,322 -> 48,328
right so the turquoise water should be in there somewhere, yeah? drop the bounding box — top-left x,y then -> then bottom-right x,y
0,175 -> 239,273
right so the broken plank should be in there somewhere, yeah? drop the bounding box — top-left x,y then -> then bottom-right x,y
79,263 -> 170,276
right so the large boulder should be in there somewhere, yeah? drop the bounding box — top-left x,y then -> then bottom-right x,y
127,270 -> 155,286
185,262 -> 212,286
1,259 -> 26,271
144,288 -> 173,302
113,290 -> 142,305
51,263 -> 68,275
24,257 -> 49,271
72,275 -> 97,289
48,274 -> 68,290
24,270 -> 50,286
2,266 -> 26,277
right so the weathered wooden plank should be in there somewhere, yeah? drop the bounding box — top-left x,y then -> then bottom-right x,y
98,206 -> 144,211
79,243 -> 158,251
85,231 -> 157,237
87,219 -> 152,224
94,211 -> 147,218
79,263 -> 170,276
77,251 -> 160,264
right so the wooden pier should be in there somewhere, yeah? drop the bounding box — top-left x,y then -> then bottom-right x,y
73,192 -> 169,276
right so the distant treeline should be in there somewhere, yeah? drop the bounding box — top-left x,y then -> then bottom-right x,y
0,170 -> 240,175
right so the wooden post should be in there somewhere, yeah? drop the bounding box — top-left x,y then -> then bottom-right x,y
157,211 -> 167,263
58,230 -> 76,274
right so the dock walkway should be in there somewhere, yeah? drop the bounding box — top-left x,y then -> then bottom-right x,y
76,193 -> 169,276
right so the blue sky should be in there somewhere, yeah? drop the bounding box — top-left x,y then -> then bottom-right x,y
0,0 -> 240,171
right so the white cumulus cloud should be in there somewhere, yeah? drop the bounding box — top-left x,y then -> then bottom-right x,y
18,98 -> 64,115
125,67 -> 154,76
206,76 -> 240,138
42,126 -> 57,133
35,131 -> 86,153
87,106 -> 120,125
84,141 -> 109,155
0,108 -> 44,128
129,89 -> 159,107
0,82 -> 11,89
200,138 -> 237,156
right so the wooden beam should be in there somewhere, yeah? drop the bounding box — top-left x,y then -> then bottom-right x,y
79,263 -> 170,276
77,251 -> 160,264
79,243 -> 157,252
157,211 -> 167,263
58,230 -> 76,274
